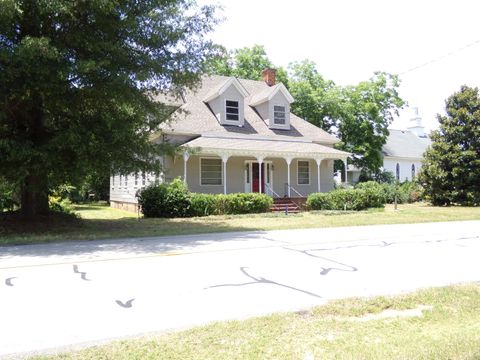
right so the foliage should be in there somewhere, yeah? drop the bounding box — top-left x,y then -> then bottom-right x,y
190,193 -> 218,217
307,187 -> 385,211
0,0 -> 220,216
356,180 -> 422,205
288,60 -> 339,132
139,180 -> 273,218
354,181 -> 387,208
336,72 -> 405,174
48,196 -> 75,215
138,179 -> 192,218
215,193 -> 273,215
374,170 -> 396,184
0,177 -> 18,211
209,44 -> 289,86
419,86 -> 480,206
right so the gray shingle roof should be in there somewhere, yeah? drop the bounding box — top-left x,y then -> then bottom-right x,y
183,135 -> 349,159
383,129 -> 431,159
157,75 -> 339,144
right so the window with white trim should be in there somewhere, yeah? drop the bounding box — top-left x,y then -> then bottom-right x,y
201,158 -> 222,185
411,164 -> 416,179
273,105 -> 286,125
225,100 -> 239,121
396,163 -> 400,180
297,160 -> 310,185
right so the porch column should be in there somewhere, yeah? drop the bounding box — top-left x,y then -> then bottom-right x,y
183,152 -> 190,187
315,158 -> 323,192
285,157 -> 292,197
343,158 -> 348,185
256,156 -> 264,194
221,154 -> 230,195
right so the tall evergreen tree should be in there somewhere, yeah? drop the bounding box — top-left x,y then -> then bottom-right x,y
0,0 -> 219,217
419,86 -> 480,206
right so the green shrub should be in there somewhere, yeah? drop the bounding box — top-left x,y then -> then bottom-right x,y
48,196 -> 75,215
307,186 -> 386,211
138,178 -> 192,218
139,180 -> 273,218
0,178 -> 18,211
354,181 -> 387,208
220,193 -> 273,214
381,181 -> 422,204
190,193 -> 218,217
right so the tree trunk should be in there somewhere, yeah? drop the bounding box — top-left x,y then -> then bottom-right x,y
20,171 -> 50,218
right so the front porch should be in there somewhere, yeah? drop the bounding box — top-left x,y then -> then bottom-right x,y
163,136 -> 350,198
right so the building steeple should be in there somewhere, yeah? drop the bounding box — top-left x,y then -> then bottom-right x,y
408,107 -> 426,137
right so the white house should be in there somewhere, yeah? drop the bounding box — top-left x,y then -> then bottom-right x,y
110,69 -> 350,212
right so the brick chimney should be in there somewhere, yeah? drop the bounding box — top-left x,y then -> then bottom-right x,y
262,68 -> 276,86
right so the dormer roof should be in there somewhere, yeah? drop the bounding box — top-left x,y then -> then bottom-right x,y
156,75 -> 340,145
249,83 -> 294,107
202,76 -> 249,103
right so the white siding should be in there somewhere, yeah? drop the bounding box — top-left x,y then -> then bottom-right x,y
383,157 -> 423,182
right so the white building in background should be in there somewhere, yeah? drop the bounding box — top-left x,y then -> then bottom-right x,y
348,107 -> 431,183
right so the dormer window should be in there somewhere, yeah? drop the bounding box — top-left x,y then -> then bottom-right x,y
203,77 -> 247,127
226,100 -> 239,121
273,105 -> 286,125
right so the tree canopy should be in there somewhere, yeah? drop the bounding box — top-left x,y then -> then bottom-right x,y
336,72 -> 404,173
0,0 -> 219,216
419,86 -> 480,206
209,44 -> 289,85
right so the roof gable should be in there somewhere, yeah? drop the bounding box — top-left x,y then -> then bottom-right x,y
383,129 -> 431,159
203,76 -> 249,103
249,83 -> 294,107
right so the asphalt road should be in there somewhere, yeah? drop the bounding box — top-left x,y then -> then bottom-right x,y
1,220 -> 480,358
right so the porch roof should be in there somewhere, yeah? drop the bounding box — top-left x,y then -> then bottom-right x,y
182,135 -> 349,160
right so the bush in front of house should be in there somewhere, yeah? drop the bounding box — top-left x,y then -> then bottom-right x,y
307,186 -> 386,211
217,193 -> 273,215
190,193 -> 218,217
368,181 -> 422,204
354,181 -> 387,208
139,180 -> 273,218
138,179 -> 192,218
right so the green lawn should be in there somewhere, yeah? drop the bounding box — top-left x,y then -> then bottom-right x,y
31,283 -> 480,360
1,202 -> 480,246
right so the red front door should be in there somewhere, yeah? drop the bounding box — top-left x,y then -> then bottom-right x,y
251,163 -> 265,193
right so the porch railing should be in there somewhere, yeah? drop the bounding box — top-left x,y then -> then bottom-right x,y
284,183 -> 303,198
264,183 -> 281,198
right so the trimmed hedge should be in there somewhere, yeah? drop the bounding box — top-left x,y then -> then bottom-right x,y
307,181 -> 423,211
138,179 -> 273,218
307,187 -> 385,211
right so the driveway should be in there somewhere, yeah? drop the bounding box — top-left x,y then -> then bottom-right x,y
1,220 -> 480,358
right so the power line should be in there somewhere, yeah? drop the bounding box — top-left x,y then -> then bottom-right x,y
399,38 -> 480,75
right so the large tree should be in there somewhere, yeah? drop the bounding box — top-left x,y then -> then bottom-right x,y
419,86 -> 480,206
288,60 -> 339,132
336,72 -> 405,174
0,0 -> 219,217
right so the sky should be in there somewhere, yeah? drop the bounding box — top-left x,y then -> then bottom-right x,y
199,0 -> 480,133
